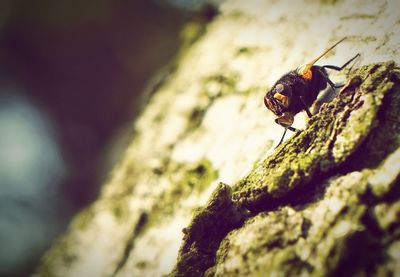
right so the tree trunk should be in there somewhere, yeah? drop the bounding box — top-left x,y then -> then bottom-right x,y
35,0 -> 400,276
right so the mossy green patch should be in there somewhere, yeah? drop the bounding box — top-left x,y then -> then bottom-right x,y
186,70 -> 242,132
202,71 -> 240,98
73,205 -> 97,231
214,168 -> 393,276
146,159 -> 218,229
170,183 -> 247,277
179,4 -> 218,52
232,62 -> 397,211
172,62 -> 400,276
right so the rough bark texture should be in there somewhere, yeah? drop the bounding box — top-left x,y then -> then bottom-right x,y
35,0 -> 400,276
173,62 -> 400,276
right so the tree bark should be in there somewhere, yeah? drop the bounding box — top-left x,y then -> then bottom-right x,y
35,0 -> 400,276
172,63 -> 400,276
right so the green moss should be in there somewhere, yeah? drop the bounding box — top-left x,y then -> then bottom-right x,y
214,167 -> 396,275
180,159 -> 218,192
170,183 -> 247,276
179,5 -> 218,51
236,46 -> 258,55
340,13 -> 377,20
361,36 -> 377,43
320,0 -> 339,4
171,62 -> 400,275
180,22 -> 205,47
232,62 -> 397,211
35,222 -> 82,276
73,206 -> 96,231
186,71 -> 242,132
176,5 -> 218,67
373,201 -> 400,231
186,105 -> 207,132
202,71 -> 240,98
146,159 -> 218,229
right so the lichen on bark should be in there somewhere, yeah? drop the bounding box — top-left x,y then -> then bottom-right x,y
170,183 -> 247,277
234,62 -> 399,211
171,62 -> 400,276
35,1 -> 400,276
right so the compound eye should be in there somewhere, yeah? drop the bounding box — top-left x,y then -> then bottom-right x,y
273,84 -> 290,108
275,83 -> 284,93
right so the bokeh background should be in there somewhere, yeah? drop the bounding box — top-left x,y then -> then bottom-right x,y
0,0 -> 218,275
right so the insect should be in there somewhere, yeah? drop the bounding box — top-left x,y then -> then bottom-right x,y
264,37 -> 360,147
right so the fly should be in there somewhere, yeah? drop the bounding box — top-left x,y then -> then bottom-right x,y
264,37 -> 359,147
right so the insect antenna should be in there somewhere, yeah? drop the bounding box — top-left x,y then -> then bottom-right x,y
300,37 -> 347,75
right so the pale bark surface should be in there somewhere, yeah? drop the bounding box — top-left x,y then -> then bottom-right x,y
36,1 -> 400,276
172,62 -> 400,276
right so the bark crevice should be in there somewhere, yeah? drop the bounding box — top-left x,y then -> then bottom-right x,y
171,62 -> 400,276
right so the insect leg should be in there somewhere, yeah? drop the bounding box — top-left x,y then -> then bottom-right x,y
275,126 -> 297,148
322,53 -> 360,90
326,76 -> 342,90
300,96 -> 313,117
322,53 -> 360,72
317,67 -> 345,90
276,128 -> 288,148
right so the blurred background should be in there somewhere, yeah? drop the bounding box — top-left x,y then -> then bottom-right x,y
0,0 -> 219,275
